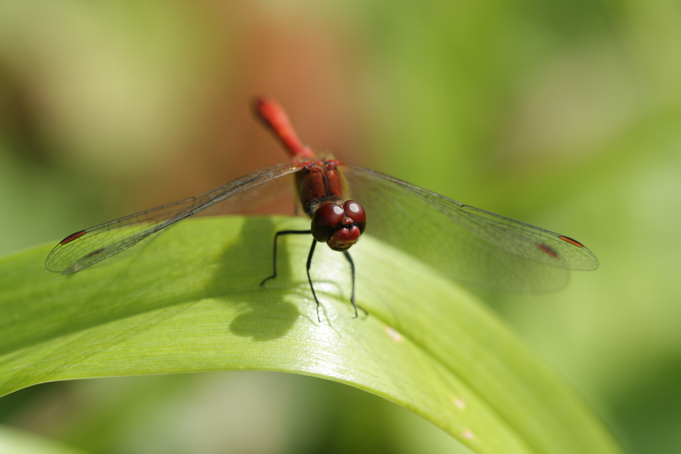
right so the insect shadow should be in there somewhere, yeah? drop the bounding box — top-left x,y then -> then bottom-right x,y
207,216 -> 312,341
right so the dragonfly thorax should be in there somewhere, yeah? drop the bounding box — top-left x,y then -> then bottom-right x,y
295,159 -> 345,218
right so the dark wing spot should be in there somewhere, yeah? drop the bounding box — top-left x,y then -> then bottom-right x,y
60,230 -> 86,245
537,243 -> 559,259
559,236 -> 584,247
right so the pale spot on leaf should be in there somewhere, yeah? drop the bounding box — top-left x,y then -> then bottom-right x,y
385,326 -> 403,342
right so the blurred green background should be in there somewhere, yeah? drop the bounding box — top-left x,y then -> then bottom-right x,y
1,0 -> 679,453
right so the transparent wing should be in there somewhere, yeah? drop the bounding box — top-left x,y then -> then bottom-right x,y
45,162 -> 303,274
341,164 -> 598,292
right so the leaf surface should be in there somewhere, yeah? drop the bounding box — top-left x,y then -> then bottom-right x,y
0,216 -> 622,454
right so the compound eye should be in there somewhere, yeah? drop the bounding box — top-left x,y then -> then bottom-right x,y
311,202 -> 344,242
344,200 -> 366,233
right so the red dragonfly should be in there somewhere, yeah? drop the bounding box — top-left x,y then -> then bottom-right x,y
46,97 -> 598,321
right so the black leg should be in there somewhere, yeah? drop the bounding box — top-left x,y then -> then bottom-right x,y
343,250 -> 368,318
305,239 -> 323,322
260,229 -> 366,322
260,230 -> 312,287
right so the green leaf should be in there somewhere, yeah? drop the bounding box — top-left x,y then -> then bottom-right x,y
0,216 -> 622,454
0,425 -> 90,454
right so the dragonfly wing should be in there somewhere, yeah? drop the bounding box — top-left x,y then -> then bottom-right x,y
341,164 -> 598,292
45,162 -> 303,274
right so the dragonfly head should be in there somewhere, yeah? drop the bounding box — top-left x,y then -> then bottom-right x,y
311,200 -> 366,251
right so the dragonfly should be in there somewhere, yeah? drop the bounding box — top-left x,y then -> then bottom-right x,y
46,97 -> 598,321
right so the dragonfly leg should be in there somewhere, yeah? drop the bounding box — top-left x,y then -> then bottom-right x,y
305,239 -> 323,322
260,230 -> 312,287
260,229 -> 365,322
343,250 -> 368,318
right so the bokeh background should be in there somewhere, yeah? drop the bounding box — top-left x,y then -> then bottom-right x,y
1,1 -> 680,453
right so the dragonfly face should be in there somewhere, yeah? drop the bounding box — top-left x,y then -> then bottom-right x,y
311,200 -> 366,251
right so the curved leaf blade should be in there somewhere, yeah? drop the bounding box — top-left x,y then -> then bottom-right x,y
0,216 -> 622,454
